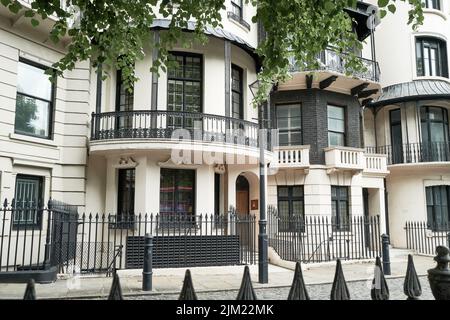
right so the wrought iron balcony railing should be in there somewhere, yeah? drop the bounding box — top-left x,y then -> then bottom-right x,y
289,48 -> 380,82
91,110 -> 267,149
368,142 -> 450,165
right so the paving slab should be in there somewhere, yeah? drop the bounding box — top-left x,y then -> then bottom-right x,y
0,253 -> 436,300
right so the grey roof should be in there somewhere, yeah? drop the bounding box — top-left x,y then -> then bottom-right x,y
151,19 -> 258,61
369,79 -> 450,107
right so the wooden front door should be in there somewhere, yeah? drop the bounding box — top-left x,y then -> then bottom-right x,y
236,190 -> 249,216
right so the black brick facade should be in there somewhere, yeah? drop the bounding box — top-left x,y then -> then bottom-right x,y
270,89 -> 362,165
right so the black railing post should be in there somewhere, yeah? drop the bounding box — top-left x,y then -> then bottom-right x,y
43,200 -> 52,269
381,234 -> 391,275
142,234 -> 153,291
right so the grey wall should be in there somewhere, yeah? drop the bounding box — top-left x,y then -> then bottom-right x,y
271,89 -> 362,164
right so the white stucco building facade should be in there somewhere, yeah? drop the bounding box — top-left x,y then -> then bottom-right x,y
0,1 -> 447,279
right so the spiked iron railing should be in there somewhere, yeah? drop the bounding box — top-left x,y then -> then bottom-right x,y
18,249 -> 448,300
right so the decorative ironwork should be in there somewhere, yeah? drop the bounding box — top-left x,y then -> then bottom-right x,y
179,269 -> 198,300
108,273 -> 124,300
370,142 -> 450,165
428,246 -> 450,300
404,254 -> 422,300
236,265 -> 257,300
330,259 -> 350,300
289,48 -> 380,82
23,279 -> 36,300
405,221 -> 450,256
287,261 -> 310,300
371,256 -> 389,300
90,110 -> 264,149
268,206 -> 381,263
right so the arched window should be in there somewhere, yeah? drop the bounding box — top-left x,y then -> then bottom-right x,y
420,106 -> 449,161
416,37 -> 448,78
424,0 -> 440,10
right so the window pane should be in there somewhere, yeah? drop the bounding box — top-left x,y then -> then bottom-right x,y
14,175 -> 42,226
292,200 -> 303,217
328,132 -> 345,146
15,94 -> 50,137
328,105 -> 344,120
278,187 -> 289,197
17,62 -> 52,101
328,118 -> 345,132
292,186 -> 303,197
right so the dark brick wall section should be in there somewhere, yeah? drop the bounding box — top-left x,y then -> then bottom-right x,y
270,89 -> 362,164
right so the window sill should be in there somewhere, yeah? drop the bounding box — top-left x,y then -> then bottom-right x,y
9,133 -> 57,147
423,8 -> 447,20
227,11 -> 251,32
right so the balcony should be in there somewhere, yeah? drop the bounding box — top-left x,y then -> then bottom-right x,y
363,153 -> 389,175
289,49 -> 380,83
90,110 -> 273,158
371,142 -> 450,165
325,146 -> 364,173
274,145 -> 310,170
279,49 -> 381,99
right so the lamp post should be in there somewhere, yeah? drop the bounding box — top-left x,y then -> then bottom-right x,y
249,79 -> 269,284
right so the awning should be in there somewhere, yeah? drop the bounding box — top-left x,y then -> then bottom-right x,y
151,19 -> 261,68
368,79 -> 450,108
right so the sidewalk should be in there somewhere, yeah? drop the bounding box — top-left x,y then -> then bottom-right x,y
0,253 -> 435,299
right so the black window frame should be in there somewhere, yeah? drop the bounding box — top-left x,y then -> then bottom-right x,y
424,0 -> 441,10
167,51 -> 203,130
426,185 -> 450,231
231,64 -> 244,120
327,104 -> 346,147
277,186 -> 305,232
227,0 -> 251,31
331,186 -> 350,232
14,58 -> 56,140
115,69 -> 134,131
13,174 -> 44,230
420,106 -> 450,161
112,168 -> 136,229
276,103 -> 302,147
159,168 -> 196,226
416,37 -> 448,78
390,108 -> 404,164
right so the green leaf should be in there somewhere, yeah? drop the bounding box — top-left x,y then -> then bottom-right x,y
30,18 -> 39,27
388,4 -> 396,14
0,0 -> 11,7
377,0 -> 389,8
380,9 -> 387,18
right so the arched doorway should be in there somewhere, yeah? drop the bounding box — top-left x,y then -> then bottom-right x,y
236,175 -> 249,216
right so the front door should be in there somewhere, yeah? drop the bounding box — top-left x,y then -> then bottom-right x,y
235,175 -> 250,247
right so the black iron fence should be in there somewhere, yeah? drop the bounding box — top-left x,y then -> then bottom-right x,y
267,206 -> 381,263
366,142 -> 450,165
405,221 -> 450,255
0,200 -> 257,276
0,199 -> 77,273
91,110 -> 263,148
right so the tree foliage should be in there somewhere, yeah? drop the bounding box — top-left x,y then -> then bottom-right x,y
0,0 -> 424,104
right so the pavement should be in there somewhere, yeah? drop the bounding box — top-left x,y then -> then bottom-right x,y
0,251 -> 436,300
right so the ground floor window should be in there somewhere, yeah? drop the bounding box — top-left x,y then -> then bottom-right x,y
116,168 -> 135,226
160,168 -> 195,223
331,186 -> 349,231
277,186 -> 304,232
426,185 -> 450,231
13,174 -> 43,228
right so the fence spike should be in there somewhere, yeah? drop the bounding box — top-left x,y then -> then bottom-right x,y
2,198 -> 7,208
403,254 -> 422,300
330,259 -> 350,300
371,256 -> 389,300
179,269 -> 198,300
108,273 -> 124,300
236,265 -> 257,300
287,261 -> 310,300
23,279 -> 36,300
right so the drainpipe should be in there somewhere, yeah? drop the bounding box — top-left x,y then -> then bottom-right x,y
384,178 -> 390,237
